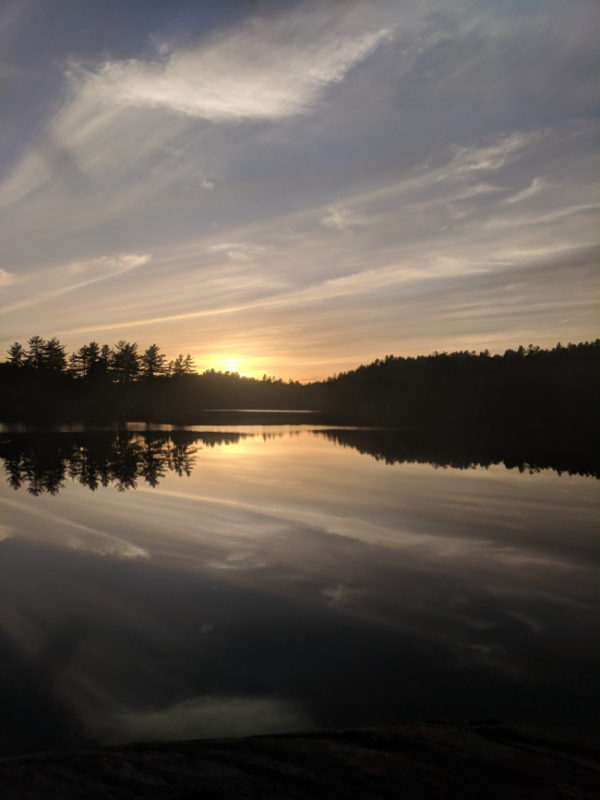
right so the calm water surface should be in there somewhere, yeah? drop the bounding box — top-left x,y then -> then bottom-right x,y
0,425 -> 598,755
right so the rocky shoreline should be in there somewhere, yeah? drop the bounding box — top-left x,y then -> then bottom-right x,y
1,722 -> 598,798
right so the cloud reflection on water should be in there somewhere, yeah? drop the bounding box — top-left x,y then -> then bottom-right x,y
0,427 -> 598,753
101,696 -> 311,744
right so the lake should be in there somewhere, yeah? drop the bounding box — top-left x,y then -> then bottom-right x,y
0,424 -> 598,756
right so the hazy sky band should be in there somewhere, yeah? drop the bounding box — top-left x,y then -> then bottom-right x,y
1,0 -> 598,380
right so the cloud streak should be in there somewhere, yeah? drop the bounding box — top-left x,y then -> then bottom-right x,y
505,177 -> 546,204
0,0 -> 598,377
0,253 -> 150,314
74,20 -> 392,122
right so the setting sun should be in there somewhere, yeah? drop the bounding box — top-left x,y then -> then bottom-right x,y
201,356 -> 254,376
0,1 -> 598,788
222,358 -> 241,374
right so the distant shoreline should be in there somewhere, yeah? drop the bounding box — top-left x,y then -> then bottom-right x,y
2,340 -> 598,430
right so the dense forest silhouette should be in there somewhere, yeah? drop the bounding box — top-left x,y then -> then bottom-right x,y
1,337 -> 598,445
1,427 -> 597,496
1,338 -> 305,421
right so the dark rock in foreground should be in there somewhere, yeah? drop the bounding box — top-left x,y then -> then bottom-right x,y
1,723 -> 598,799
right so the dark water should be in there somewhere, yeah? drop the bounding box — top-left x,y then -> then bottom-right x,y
0,424 -> 598,755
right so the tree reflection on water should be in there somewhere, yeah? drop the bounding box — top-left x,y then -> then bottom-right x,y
0,425 -> 597,496
0,431 -> 247,495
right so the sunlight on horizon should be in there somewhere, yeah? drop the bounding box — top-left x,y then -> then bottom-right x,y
200,355 -> 258,378
1,1 -> 598,379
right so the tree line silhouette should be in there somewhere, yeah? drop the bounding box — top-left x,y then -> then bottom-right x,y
6,337 -> 195,380
1,336 -> 304,421
1,337 -> 598,442
311,341 -> 599,425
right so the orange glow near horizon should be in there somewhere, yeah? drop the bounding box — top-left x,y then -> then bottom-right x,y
1,3 -> 598,380
198,355 -> 258,378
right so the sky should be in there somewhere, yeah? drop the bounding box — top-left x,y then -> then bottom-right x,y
0,0 -> 598,380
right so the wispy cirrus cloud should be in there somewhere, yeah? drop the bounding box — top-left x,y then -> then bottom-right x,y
208,242 -> 269,263
0,253 -> 149,314
0,268 -> 16,287
321,205 -> 368,231
0,0 -> 598,377
73,19 -> 392,122
0,3 -> 395,256
505,177 -> 547,204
